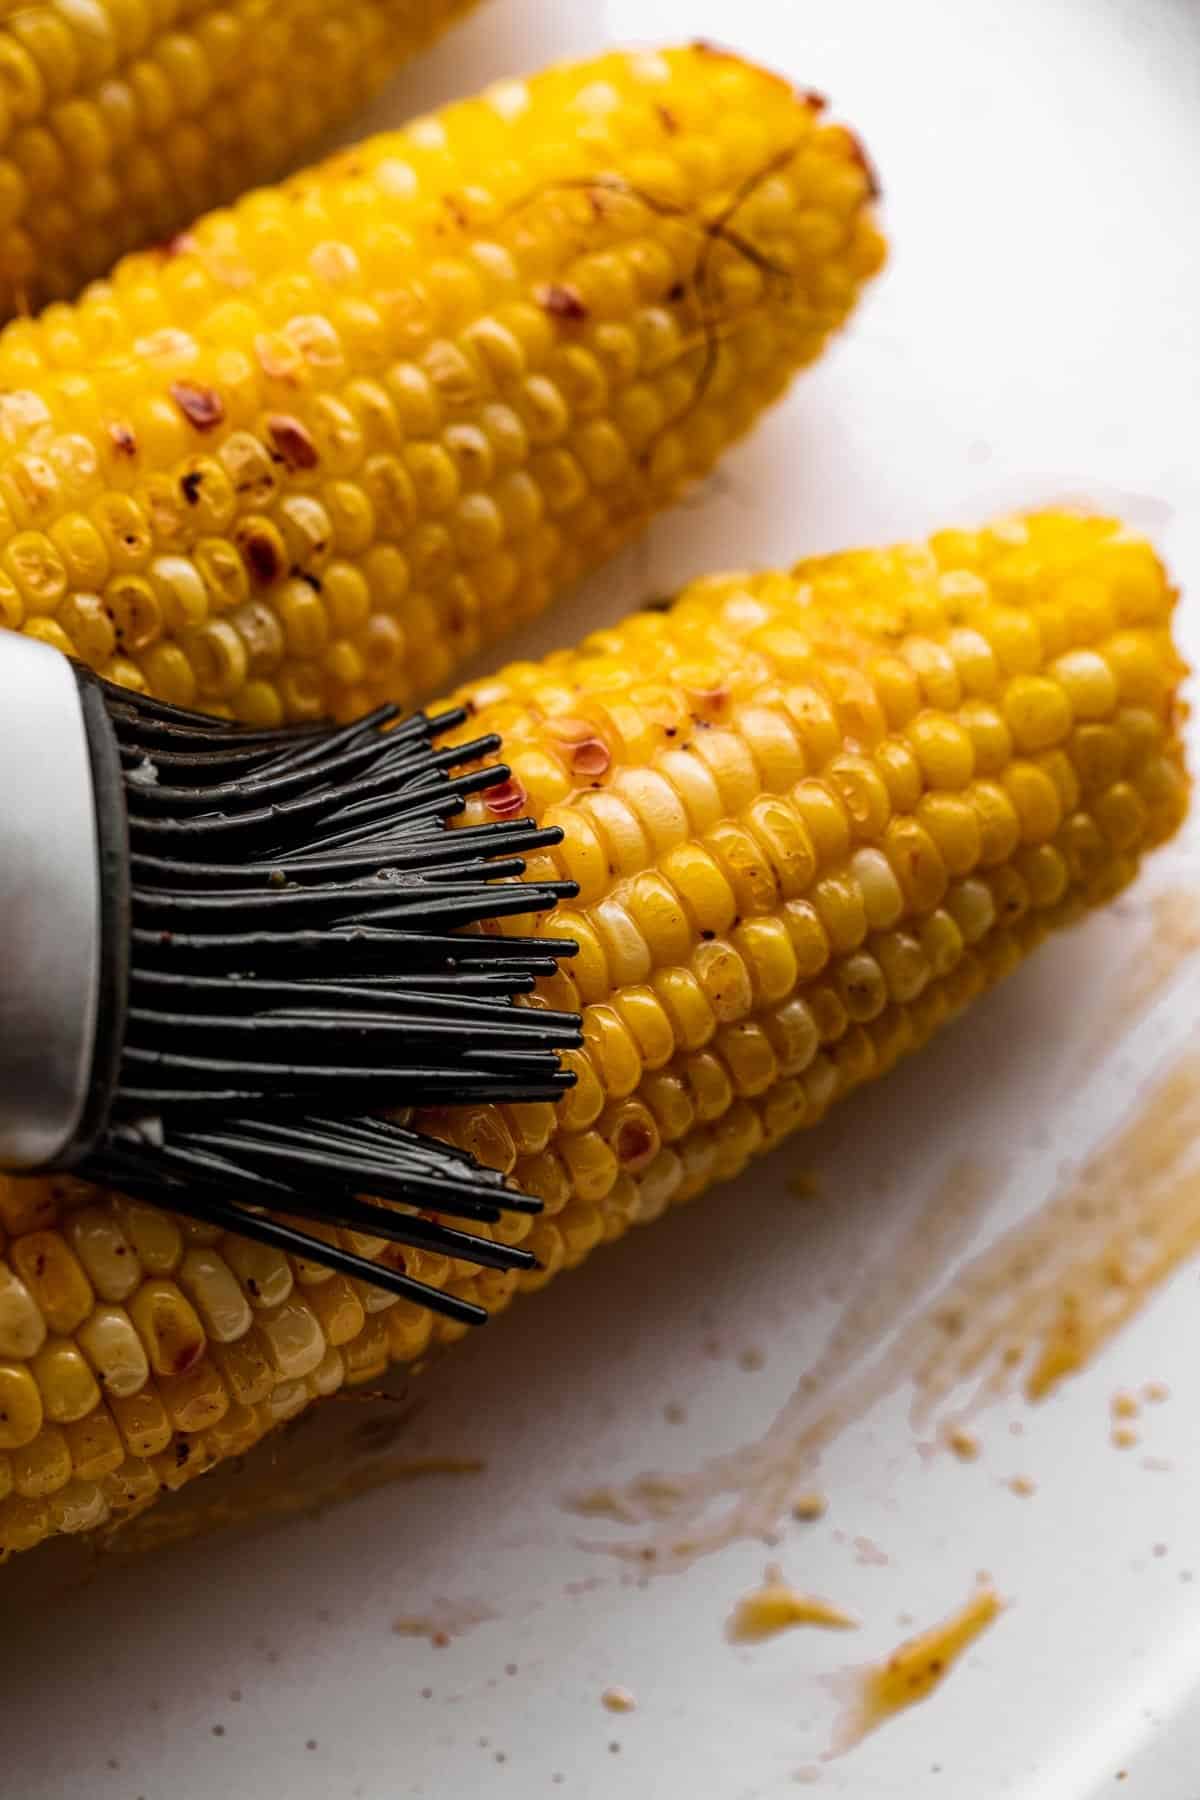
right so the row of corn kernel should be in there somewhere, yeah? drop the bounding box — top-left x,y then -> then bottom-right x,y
0,0 -> 477,316
0,1179 -> 480,1554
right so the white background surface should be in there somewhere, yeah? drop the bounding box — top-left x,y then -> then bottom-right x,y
5,1 -> 1200,1796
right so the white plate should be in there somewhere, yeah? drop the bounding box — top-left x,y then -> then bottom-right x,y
5,1 -> 1200,1795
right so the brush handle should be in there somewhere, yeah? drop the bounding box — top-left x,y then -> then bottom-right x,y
0,635 -> 104,1169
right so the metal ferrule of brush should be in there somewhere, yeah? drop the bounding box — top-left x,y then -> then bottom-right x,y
0,634 -> 123,1172
0,635 -> 584,1323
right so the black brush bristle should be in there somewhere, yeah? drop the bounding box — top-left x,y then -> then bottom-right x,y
77,679 -> 582,1324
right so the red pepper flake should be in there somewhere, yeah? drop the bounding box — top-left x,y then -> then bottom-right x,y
266,413 -> 319,471
537,282 -> 588,322
170,381 -> 225,432
656,104 -> 679,135
483,776 -> 528,818
571,738 -> 611,780
109,422 -> 137,458
800,86 -> 829,113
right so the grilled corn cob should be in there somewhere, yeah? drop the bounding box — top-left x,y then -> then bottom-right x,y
4,511 -> 1183,1561
0,0 -> 486,318
0,43 -> 884,721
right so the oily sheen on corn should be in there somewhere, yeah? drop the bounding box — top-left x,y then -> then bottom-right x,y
1,513 -> 1184,1561
0,44 -> 884,721
0,0 -> 486,318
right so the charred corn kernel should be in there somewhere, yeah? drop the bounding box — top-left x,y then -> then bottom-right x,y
66,1205 -> 141,1301
0,513 -> 1186,1562
0,46 -> 880,718
128,1279 -> 206,1378
0,0 -> 485,318
0,1166 -> 60,1238
8,1232 -> 92,1335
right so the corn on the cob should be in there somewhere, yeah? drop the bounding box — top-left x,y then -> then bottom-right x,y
0,0 -> 486,319
0,43 -> 884,722
3,511 -> 1183,1561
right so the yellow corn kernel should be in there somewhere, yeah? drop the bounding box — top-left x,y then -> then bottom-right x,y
8,1231 -> 93,1336
210,1328 -> 274,1409
47,1480 -> 109,1535
0,1494 -> 50,1555
342,1315 -> 390,1384
306,1275 -> 366,1349
158,1358 -> 230,1436
203,1401 -> 263,1464
222,1237 -> 294,1309
177,1248 -> 253,1344
0,1262 -> 47,1359
1,46 -> 880,719
12,1425 -> 72,1498
66,1206 -> 141,1301
114,1198 -> 183,1274
63,1407 -> 125,1483
75,1304 -> 150,1400
31,1337 -> 100,1424
0,1361 -> 43,1449
108,1386 -> 173,1462
101,1458 -> 160,1520
257,1298 -> 327,1380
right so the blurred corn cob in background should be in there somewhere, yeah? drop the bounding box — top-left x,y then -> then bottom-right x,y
0,43 -> 884,721
0,511 -> 1186,1560
0,0 -> 487,318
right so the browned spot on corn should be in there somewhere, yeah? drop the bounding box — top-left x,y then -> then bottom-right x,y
266,416 -> 320,473
538,283 -> 589,322
109,425 -> 137,459
614,1119 -> 657,1170
237,526 -> 284,586
170,383 -> 225,434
